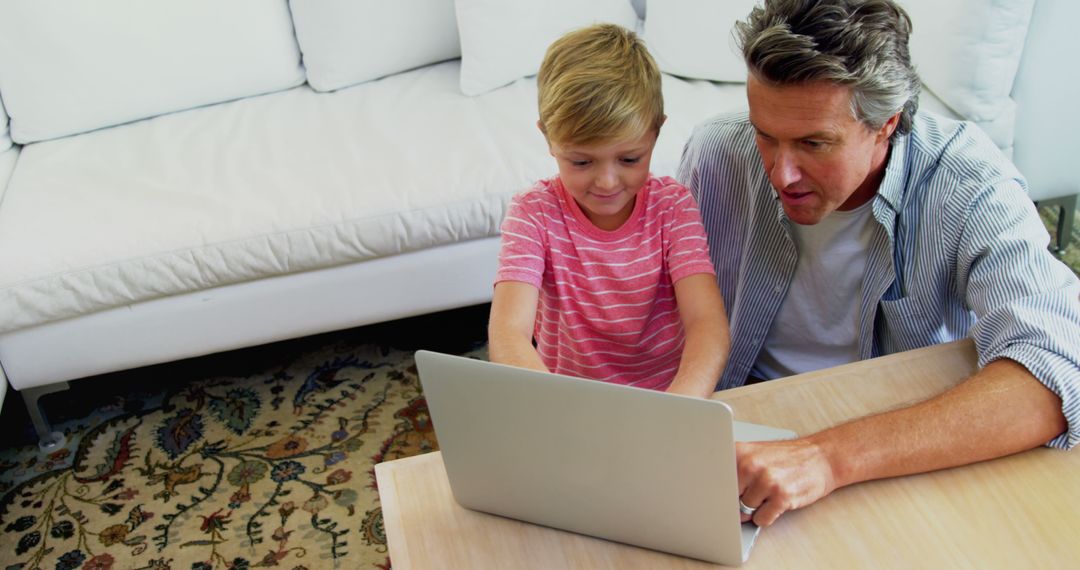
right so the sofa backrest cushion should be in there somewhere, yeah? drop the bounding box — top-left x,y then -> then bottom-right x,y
290,0 -> 461,92
0,0 -> 305,144
643,0 -> 756,83
0,140 -> 16,187
455,0 -> 639,96
0,96 -> 10,153
902,0 -> 1034,124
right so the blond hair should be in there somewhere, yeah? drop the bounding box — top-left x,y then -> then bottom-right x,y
537,24 -> 663,146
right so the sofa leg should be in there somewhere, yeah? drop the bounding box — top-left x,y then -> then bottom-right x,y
1038,194 -> 1077,255
20,382 -> 71,454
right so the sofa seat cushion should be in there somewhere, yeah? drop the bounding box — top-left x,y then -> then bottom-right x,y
0,60 -> 745,334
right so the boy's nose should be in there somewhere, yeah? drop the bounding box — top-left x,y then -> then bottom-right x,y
595,166 -> 619,190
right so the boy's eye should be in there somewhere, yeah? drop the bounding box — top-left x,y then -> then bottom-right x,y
620,157 -> 641,165
570,160 -> 591,167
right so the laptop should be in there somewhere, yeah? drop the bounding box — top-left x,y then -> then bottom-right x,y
414,350 -> 797,566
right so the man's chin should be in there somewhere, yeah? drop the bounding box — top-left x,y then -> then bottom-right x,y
780,204 -> 825,226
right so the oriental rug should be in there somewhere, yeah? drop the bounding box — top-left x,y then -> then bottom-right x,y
0,332 -> 486,570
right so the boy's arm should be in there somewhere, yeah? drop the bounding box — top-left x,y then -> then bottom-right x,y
667,273 -> 730,398
488,281 -> 549,373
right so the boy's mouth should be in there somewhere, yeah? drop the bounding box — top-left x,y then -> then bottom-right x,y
590,190 -> 623,201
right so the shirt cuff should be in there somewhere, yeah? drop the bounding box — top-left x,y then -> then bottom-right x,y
990,343 -> 1080,450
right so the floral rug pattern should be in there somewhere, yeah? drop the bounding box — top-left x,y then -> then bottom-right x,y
0,340 -> 480,570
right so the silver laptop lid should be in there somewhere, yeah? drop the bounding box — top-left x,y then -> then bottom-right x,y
415,350 -> 794,566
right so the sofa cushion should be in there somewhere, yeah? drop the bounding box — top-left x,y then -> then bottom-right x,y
0,145 -> 17,201
455,0 -> 639,96
0,96 -> 11,153
0,61 -> 745,334
901,0 -> 1033,125
644,0 -> 756,82
0,0 -> 305,143
1010,0 -> 1078,202
289,0 -> 461,92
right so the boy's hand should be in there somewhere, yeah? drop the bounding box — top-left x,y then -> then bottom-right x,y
665,381 -> 710,398
670,273 -> 730,399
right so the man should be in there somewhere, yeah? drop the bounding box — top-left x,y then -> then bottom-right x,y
678,0 -> 1080,527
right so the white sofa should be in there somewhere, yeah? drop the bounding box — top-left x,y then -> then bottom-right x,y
0,0 -> 1073,446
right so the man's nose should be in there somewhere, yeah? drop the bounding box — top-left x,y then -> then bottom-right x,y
771,149 -> 801,189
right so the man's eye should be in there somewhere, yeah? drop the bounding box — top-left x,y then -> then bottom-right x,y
802,140 -> 826,149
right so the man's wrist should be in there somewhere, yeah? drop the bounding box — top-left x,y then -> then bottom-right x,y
806,429 -> 854,491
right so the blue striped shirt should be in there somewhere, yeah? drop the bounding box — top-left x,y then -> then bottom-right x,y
678,111 -> 1080,450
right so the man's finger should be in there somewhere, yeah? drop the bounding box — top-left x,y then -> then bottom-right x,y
734,441 -> 751,496
738,470 -> 771,516
752,498 -> 785,527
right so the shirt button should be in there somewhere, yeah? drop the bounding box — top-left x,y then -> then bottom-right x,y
773,284 -> 783,294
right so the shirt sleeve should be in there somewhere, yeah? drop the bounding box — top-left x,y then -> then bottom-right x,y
953,174 -> 1080,450
660,181 -> 718,283
494,190 -> 547,289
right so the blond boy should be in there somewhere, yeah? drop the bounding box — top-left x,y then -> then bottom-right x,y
488,24 -> 730,397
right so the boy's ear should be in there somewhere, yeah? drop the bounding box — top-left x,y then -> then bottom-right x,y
659,114 -> 667,130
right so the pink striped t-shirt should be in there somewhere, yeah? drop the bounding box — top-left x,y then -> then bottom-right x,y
495,175 -> 717,390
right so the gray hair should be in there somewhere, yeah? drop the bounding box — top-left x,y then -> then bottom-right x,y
735,0 -> 920,138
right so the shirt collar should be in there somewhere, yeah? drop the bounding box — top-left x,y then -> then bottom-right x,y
875,131 -> 911,213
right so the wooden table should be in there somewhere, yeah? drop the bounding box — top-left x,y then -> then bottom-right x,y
375,340 -> 1080,568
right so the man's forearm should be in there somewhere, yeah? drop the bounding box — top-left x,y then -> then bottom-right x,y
812,358 -> 1068,488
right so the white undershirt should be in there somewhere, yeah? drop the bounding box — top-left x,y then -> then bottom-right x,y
753,200 -> 876,379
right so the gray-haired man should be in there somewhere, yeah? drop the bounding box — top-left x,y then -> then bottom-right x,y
678,0 -> 1080,526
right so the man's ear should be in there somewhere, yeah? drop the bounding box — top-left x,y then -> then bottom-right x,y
877,112 -> 901,143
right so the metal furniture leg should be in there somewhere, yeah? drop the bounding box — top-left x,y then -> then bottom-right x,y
19,382 -> 71,454
1038,194 -> 1077,255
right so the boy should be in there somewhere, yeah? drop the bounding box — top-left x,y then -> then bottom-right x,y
488,24 -> 730,397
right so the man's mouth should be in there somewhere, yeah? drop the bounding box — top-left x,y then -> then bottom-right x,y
779,188 -> 813,202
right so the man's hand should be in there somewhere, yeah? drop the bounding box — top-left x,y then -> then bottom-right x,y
736,438 -> 839,527
735,359 -> 1067,527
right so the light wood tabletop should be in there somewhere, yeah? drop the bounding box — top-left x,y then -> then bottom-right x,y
375,340 -> 1080,568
